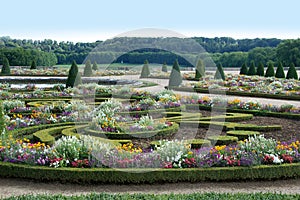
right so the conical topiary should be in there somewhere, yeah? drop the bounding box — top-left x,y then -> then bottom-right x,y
30,60 -> 37,70
275,62 -> 285,78
214,63 -> 225,80
168,59 -> 182,87
66,60 -> 82,88
247,61 -> 256,76
92,61 -> 98,71
162,62 -> 168,72
239,63 -> 248,75
140,60 -> 150,78
256,62 -> 265,76
286,63 -> 298,79
1,57 -> 10,75
195,59 -> 205,79
83,59 -> 93,77
265,62 -> 275,77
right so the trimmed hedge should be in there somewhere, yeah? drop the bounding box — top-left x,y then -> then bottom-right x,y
226,130 -> 260,140
83,123 -> 179,140
1,162 -> 300,183
33,125 -> 73,145
150,139 -> 211,149
207,135 -> 238,145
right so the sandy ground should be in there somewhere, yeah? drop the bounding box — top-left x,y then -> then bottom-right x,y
1,177 -> 300,198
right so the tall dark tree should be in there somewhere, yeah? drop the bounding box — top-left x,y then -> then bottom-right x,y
66,60 -> 81,88
162,62 -> 168,72
83,59 -> 93,77
275,62 -> 285,78
195,59 -> 205,79
214,63 -> 225,80
168,59 -> 182,87
140,60 -> 150,78
92,61 -> 98,71
247,61 -> 256,76
239,63 -> 248,75
1,57 -> 10,75
256,62 -> 265,76
286,63 -> 298,79
30,60 -> 37,70
265,62 -> 275,77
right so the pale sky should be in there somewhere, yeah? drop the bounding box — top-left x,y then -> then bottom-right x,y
1,0 -> 300,42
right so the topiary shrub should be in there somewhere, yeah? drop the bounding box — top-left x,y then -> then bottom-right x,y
275,62 -> 285,78
256,62 -> 265,76
66,60 -> 82,88
1,57 -> 10,75
168,59 -> 182,87
92,61 -> 98,71
207,135 -> 238,145
286,63 -> 298,79
247,61 -> 256,76
30,60 -> 37,70
240,63 -> 248,75
140,60 -> 150,78
195,59 -> 205,79
162,62 -> 168,72
214,63 -> 225,80
226,130 -> 260,141
83,59 -> 93,77
265,62 -> 275,77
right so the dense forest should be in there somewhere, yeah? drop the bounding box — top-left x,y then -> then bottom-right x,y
0,36 -> 299,67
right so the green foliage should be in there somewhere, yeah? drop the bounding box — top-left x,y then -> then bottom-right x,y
286,63 -> 298,79
66,60 -> 82,88
33,126 -> 73,145
92,61 -> 98,71
162,62 -> 168,72
275,62 -> 285,78
256,62 -> 264,76
140,60 -> 150,78
195,59 -> 205,79
265,62 -> 275,77
247,61 -> 256,76
214,63 -> 225,80
239,63 -> 248,75
168,60 -> 182,87
83,59 -> 93,77
226,130 -> 260,140
277,39 -> 300,66
207,135 -> 238,145
1,56 -> 10,75
30,60 -> 37,70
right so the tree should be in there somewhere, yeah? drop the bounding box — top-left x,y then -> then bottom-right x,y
265,62 -> 275,77
286,63 -> 298,79
168,59 -> 182,87
30,60 -> 37,70
83,59 -> 93,77
256,62 -> 265,76
162,62 -> 168,72
140,59 -> 150,78
92,61 -> 98,71
214,63 -> 225,80
66,60 -> 82,88
195,59 -> 205,79
275,62 -> 285,78
1,57 -> 10,75
239,63 -> 248,75
247,61 -> 256,76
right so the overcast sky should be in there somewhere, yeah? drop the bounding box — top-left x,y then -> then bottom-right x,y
1,0 -> 299,42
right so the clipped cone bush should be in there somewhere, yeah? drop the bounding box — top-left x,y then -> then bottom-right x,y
162,62 -> 168,72
83,60 -> 93,77
256,62 -> 264,76
30,60 -> 37,70
92,61 -> 98,71
275,62 -> 285,78
168,59 -> 182,87
247,61 -> 256,76
1,57 -> 10,75
214,63 -> 225,80
195,59 -> 205,79
265,62 -> 275,77
66,60 -> 81,88
286,63 -> 298,79
140,60 -> 150,78
239,63 -> 248,75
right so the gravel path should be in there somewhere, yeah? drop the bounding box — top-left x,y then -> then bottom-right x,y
1,177 -> 300,198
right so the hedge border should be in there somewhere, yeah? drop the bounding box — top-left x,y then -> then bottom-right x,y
0,162 -> 300,183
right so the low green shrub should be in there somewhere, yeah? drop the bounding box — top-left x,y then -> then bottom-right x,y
226,130 -> 260,140
33,126 -> 74,145
207,135 -> 238,145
